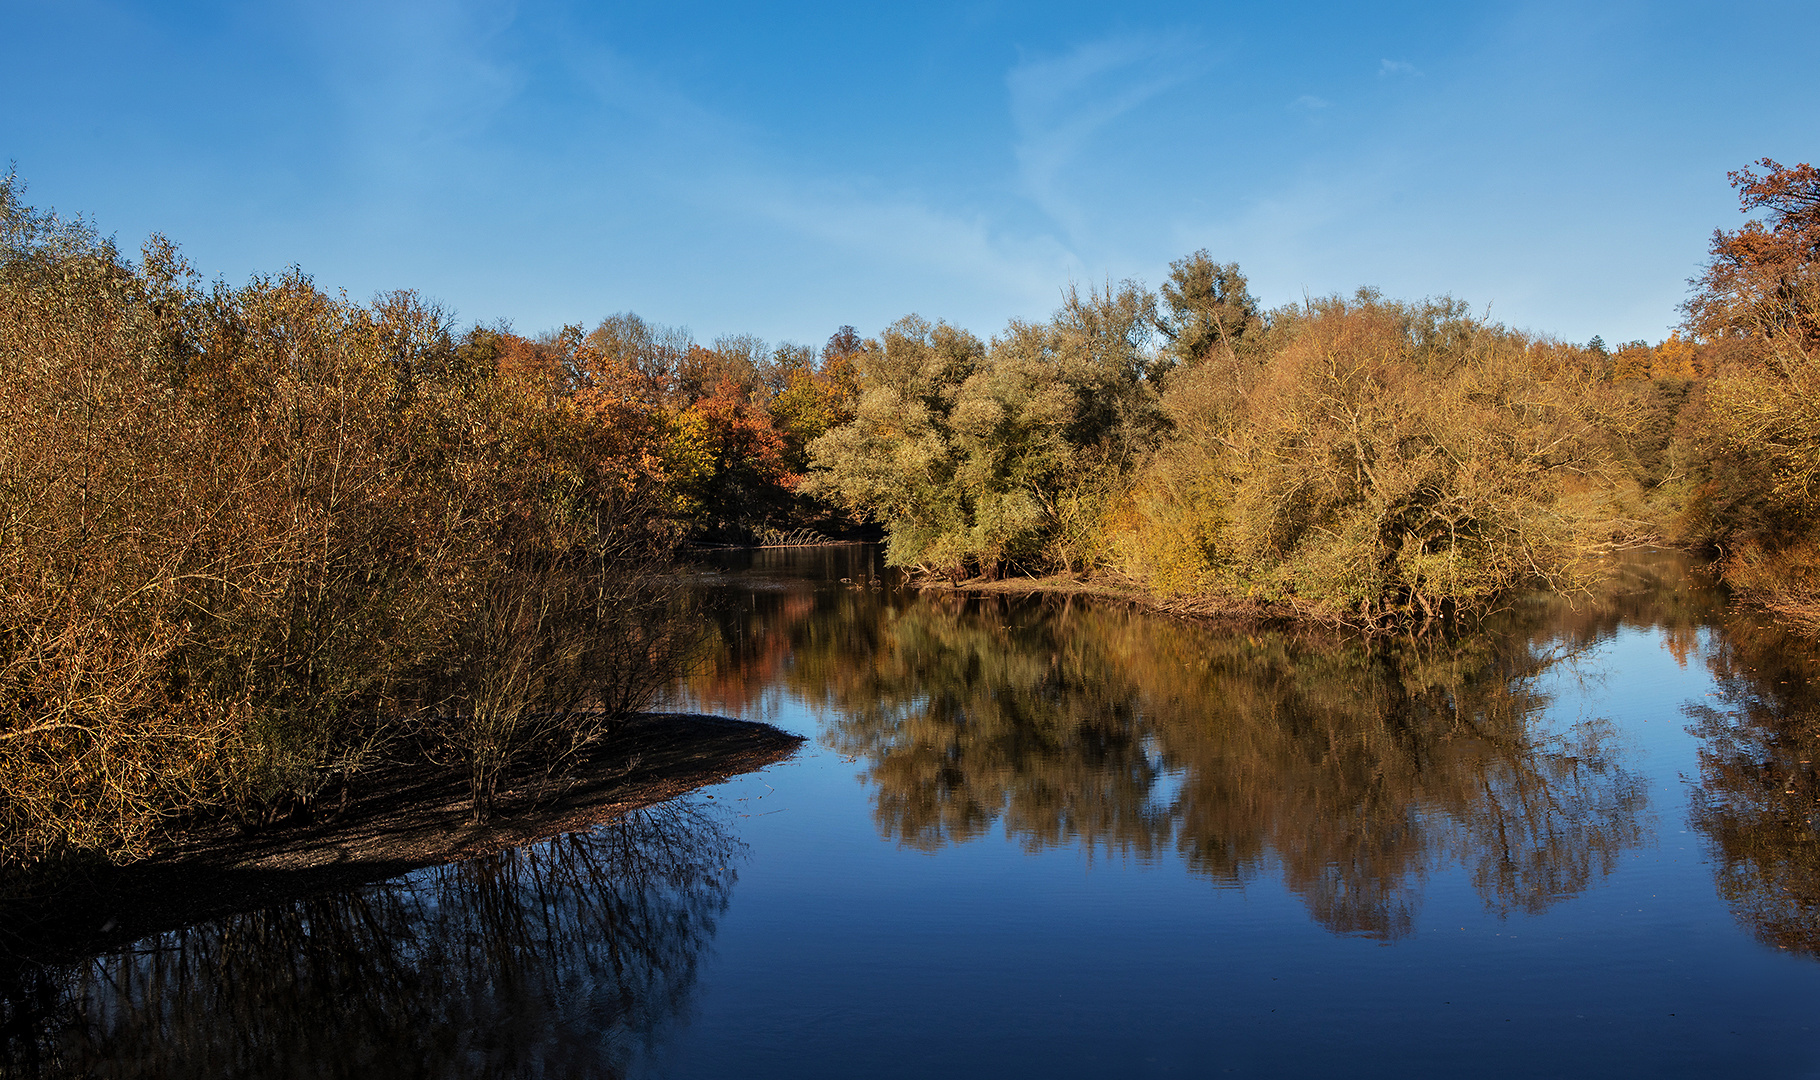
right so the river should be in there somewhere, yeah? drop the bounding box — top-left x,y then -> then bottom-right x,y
7,547 -> 1820,1077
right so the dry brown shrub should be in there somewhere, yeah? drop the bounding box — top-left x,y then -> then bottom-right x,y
1105,294 -> 1618,623
0,180 -> 685,872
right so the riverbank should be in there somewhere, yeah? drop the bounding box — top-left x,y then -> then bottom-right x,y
915,569 -> 1328,626
0,712 -> 801,964
913,553 -> 1813,637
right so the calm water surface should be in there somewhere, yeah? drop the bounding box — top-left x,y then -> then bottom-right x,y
10,548 -> 1820,1077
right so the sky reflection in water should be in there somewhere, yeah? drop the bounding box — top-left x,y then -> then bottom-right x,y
10,548 -> 1820,1077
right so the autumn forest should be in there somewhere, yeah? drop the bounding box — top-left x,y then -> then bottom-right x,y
2,158 -> 1817,881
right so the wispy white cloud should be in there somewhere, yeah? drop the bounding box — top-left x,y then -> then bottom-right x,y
556,35 -> 1083,332
1378,58 -> 1421,77
273,14 -> 1214,334
1006,33 -> 1207,242
303,0 -> 526,156
1290,94 -> 1331,111
742,177 -> 1081,311
1163,146 -> 1445,310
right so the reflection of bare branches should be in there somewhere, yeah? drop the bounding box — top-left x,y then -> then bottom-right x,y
1686,612 -> 1820,957
0,800 -> 740,1078
1453,719 -> 1650,918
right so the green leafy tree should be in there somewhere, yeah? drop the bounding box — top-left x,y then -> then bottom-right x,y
808,283 -> 1170,579
804,315 -> 984,574
1156,250 -> 1260,372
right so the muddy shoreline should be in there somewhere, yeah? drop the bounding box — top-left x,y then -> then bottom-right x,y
0,712 -> 802,966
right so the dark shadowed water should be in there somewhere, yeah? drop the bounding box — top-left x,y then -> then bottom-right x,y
8,547 -> 1820,1077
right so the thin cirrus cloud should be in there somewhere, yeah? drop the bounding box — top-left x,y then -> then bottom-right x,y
539,29 -> 1232,340
1006,33 -> 1208,245
12,0 -> 1815,349
550,35 -> 1082,340
720,31 -> 1218,335
744,177 -> 1081,313
289,0 -> 526,187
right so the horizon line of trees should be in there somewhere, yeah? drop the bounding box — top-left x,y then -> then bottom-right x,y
801,157 -> 1820,631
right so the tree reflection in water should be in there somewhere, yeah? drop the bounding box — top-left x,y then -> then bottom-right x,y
3,800 -> 741,1078
688,578 -> 1658,940
1688,612 -> 1820,958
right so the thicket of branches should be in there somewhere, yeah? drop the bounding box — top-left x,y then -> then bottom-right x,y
0,177 -> 718,873
1675,159 -> 1820,628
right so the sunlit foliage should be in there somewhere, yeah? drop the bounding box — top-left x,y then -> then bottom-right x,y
1676,159 -> 1820,628
810,267 -> 1643,623
0,177 -> 690,868
806,283 -> 1166,580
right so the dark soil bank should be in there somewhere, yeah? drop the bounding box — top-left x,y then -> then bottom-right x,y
0,713 -> 801,966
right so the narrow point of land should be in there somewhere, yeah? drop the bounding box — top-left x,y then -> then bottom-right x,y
1,713 -> 802,965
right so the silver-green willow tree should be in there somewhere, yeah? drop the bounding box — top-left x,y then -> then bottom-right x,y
806,281 -> 1165,580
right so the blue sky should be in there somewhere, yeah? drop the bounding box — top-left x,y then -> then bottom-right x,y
5,0 -> 1816,350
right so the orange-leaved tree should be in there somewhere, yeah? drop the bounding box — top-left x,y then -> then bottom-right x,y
1681,160 -> 1820,630
1685,158 -> 1820,355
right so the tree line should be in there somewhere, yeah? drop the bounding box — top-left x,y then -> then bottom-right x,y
803,158 -> 1820,631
